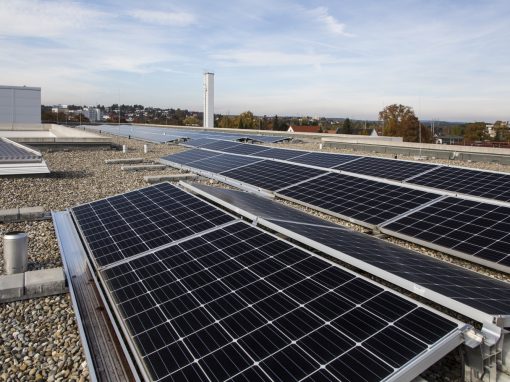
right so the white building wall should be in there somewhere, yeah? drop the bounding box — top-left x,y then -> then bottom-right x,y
203,73 -> 214,128
0,86 -> 41,129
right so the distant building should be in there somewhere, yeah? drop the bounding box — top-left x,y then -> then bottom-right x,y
85,108 -> 102,122
287,125 -> 321,133
0,85 -> 41,128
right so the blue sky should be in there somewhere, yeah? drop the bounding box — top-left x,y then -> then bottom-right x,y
0,0 -> 508,121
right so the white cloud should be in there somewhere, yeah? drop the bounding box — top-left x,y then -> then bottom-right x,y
211,49 -> 332,68
127,9 -> 196,26
0,0 -> 107,37
309,7 -> 351,36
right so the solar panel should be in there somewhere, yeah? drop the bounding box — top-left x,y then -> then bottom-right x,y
160,149 -> 222,165
71,183 -> 235,267
408,166 -> 510,202
91,125 -> 186,144
277,173 -> 441,226
187,183 -> 340,227
99,220 -> 460,382
222,161 -> 327,191
290,152 -> 361,169
221,143 -> 272,156
337,157 -> 438,181
201,140 -> 242,151
185,154 -> 262,174
182,138 -> 221,147
381,197 -> 510,271
185,183 -> 510,323
251,148 -> 308,160
0,139 -> 41,162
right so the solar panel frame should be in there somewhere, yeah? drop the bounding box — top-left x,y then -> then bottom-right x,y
182,182 -> 510,325
277,173 -> 442,228
96,220 -> 463,382
407,166 -> 510,202
380,196 -> 510,273
336,156 -> 439,181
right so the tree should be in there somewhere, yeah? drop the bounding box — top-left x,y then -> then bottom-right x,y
183,116 -> 199,126
342,118 -> 352,134
464,122 -> 488,143
379,104 -> 432,143
237,111 -> 255,129
272,115 -> 279,131
493,121 -> 510,142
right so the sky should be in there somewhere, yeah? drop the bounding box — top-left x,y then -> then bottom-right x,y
0,0 -> 508,121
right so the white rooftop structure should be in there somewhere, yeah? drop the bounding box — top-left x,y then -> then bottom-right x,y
0,85 -> 41,129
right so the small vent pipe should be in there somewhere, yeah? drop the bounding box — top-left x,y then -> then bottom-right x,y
3,231 -> 28,274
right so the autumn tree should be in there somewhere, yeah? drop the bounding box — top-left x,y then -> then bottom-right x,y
379,104 -> 432,143
463,122 -> 488,143
183,116 -> 199,126
236,111 -> 256,129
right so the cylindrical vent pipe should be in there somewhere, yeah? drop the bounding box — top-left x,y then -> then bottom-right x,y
122,145 -> 127,153
144,144 -> 148,154
3,232 -> 28,274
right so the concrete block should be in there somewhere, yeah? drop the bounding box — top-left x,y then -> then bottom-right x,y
0,273 -> 24,301
105,158 -> 144,164
144,174 -> 199,184
0,208 -> 19,222
121,164 -> 166,172
24,267 -> 66,297
19,206 -> 45,219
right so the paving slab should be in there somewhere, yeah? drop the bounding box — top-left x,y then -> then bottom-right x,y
24,267 -> 66,297
0,273 -> 24,302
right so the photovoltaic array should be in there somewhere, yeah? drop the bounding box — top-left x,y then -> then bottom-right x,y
187,184 -> 510,320
69,183 -> 465,381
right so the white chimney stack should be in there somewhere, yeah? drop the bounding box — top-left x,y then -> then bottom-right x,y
203,72 -> 214,128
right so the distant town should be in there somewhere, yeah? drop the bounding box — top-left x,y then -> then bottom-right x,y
42,104 -> 510,147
